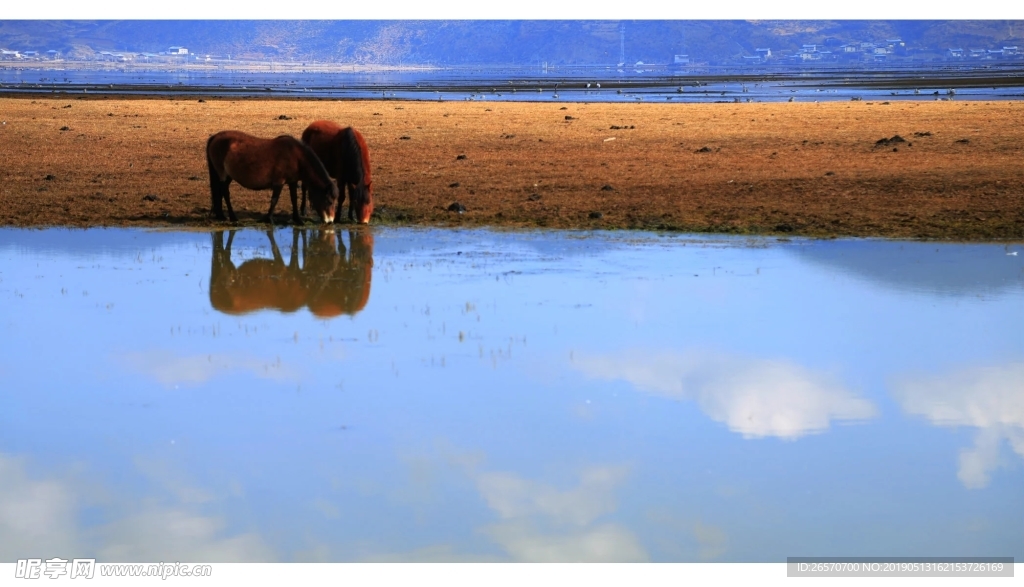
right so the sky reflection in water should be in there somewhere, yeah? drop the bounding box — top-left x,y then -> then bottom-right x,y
0,227 -> 1021,562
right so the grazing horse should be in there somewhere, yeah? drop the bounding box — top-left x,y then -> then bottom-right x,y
301,121 -> 374,224
206,130 -> 339,224
305,229 -> 374,318
209,228 -> 373,318
209,230 -> 306,315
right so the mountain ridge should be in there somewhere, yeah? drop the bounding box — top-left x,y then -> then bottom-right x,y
1,21 -> 1022,65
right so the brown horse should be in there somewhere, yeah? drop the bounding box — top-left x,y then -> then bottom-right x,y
209,228 -> 373,318
206,130 -> 339,224
209,230 -> 306,315
301,121 -> 374,224
305,229 -> 374,318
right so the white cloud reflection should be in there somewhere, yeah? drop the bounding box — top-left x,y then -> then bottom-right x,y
0,453 -> 274,562
476,465 -> 648,562
476,466 -> 625,526
692,520 -> 728,561
360,545 -> 503,562
374,449 -> 648,562
891,362 -> 1024,489
483,520 -> 647,562
119,349 -> 300,388
572,349 -> 876,439
95,507 -> 272,562
0,455 -> 81,559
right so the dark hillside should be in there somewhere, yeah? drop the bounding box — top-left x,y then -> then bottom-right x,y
1,20 -> 1022,65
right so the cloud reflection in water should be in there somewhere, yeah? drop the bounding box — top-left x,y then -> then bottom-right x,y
892,362 -> 1024,489
119,349 -> 299,388
0,453 -> 274,562
573,349 -> 876,439
475,465 -> 648,562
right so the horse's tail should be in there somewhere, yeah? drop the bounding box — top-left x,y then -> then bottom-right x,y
340,128 -> 367,185
206,134 -> 220,209
341,128 -> 373,223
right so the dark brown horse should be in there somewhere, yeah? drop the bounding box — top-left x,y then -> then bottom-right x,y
206,130 -> 339,224
209,228 -> 373,318
301,121 -> 374,224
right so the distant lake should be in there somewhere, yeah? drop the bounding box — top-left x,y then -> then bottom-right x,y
2,64 -> 1024,102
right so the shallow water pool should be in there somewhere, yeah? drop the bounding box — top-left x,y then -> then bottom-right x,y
1,227 -> 1021,562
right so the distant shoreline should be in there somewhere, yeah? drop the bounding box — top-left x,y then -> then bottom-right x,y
3,62 -> 1024,103
3,59 -> 1024,77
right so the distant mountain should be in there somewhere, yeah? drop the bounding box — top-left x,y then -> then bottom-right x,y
1,20 -> 1022,65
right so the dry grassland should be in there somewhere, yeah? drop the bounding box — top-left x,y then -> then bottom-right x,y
1,96 -> 1022,239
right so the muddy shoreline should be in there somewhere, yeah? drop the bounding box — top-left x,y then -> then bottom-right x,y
1,96 -> 1022,240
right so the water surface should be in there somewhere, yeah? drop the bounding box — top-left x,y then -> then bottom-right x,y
1,227 -> 1022,562
3,65 -> 1024,102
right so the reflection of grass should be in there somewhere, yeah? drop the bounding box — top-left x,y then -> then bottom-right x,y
2,96 -> 1022,239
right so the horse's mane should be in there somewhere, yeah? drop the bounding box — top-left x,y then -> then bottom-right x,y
342,128 -> 370,185
289,136 -> 333,188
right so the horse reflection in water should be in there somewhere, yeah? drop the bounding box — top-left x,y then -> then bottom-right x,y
209,228 -> 373,318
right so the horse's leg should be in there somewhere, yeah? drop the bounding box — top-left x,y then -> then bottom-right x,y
289,182 -> 302,225
338,226 -> 349,260
268,229 -> 284,265
263,185 -> 282,224
210,179 -> 231,221
334,180 -> 346,224
209,230 -> 235,310
288,228 -> 300,270
347,184 -> 356,222
211,230 -> 226,273
223,178 -> 238,222
210,182 -> 224,221
300,182 -> 308,217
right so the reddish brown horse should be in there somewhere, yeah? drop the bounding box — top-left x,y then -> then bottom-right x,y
209,228 -> 373,318
206,130 -> 339,224
209,230 -> 306,315
305,229 -> 374,318
301,121 -> 374,224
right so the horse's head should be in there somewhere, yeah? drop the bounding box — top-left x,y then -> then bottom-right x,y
350,181 -> 374,225
309,180 -> 339,225
307,228 -> 373,318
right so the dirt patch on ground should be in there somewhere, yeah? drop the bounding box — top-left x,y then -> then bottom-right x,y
1,96 -> 1022,240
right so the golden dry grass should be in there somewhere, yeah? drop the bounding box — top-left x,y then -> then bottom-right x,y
1,95 -> 1022,239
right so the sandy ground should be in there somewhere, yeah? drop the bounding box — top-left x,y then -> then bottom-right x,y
1,95 -> 1022,240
